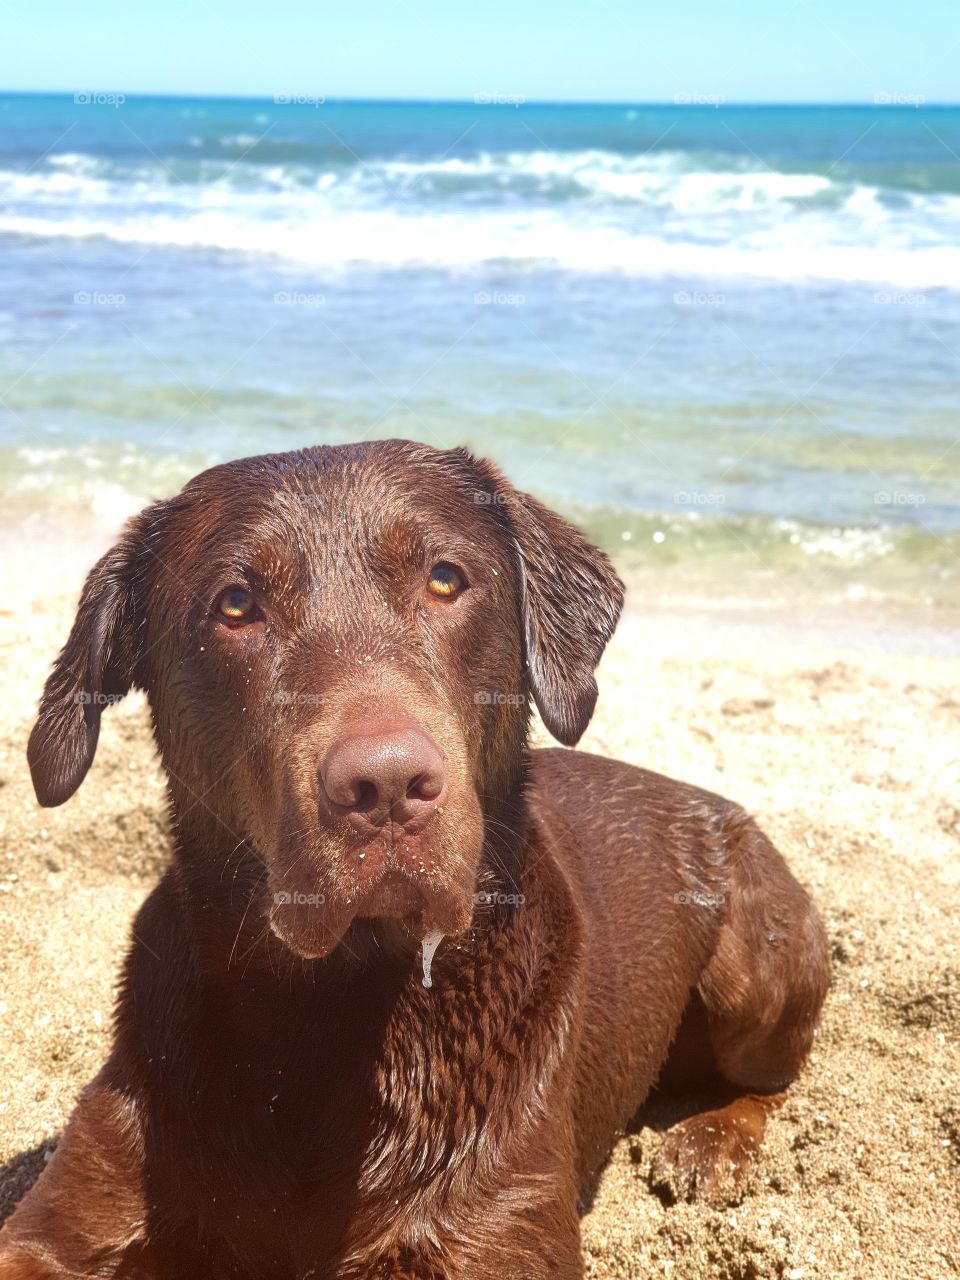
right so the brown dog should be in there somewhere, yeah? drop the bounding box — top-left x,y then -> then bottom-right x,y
0,441 -> 828,1279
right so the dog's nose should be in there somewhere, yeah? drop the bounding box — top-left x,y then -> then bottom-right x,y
320,725 -> 447,831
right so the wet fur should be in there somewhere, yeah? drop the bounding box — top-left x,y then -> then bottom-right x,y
1,441 -> 829,1279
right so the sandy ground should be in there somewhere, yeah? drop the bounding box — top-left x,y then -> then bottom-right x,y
0,570 -> 958,1279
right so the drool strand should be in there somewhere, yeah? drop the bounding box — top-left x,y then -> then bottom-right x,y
420,929 -> 445,989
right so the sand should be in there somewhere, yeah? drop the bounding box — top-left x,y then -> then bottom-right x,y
1,570 -> 958,1279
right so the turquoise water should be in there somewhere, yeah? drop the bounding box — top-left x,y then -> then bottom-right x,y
1,95 -> 958,602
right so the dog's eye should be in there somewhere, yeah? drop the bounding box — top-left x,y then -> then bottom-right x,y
215,587 -> 257,624
426,564 -> 464,600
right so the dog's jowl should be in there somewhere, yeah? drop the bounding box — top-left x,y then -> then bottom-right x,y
0,441 -> 829,1280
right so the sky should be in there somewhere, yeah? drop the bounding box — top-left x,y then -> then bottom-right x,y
3,0 -> 958,103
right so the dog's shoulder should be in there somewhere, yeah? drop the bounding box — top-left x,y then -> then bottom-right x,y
526,746 -> 742,826
524,746 -> 750,917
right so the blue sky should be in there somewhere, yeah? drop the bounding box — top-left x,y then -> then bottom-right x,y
4,0 -> 958,102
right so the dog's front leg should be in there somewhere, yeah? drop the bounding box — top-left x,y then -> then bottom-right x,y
452,1183 -> 585,1280
353,1175 -> 585,1280
0,1076 -> 156,1279
367,1229 -> 584,1280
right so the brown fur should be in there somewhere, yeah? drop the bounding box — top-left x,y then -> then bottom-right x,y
0,441 -> 829,1278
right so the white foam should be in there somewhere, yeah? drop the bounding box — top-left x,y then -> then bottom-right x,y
367,149 -> 835,207
2,151 -> 959,288
797,526 -> 895,562
46,152 -> 103,174
2,205 -> 957,288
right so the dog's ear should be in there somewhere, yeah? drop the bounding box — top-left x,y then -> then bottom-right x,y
462,453 -> 625,746
28,526 -> 146,806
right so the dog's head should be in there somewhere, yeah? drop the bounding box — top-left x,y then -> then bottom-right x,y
28,442 -> 623,961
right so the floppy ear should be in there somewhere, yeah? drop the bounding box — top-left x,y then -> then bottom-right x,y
463,453 -> 625,745
27,531 -> 143,806
508,490 -> 624,745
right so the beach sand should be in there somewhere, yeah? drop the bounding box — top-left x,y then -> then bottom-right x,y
1,570 -> 958,1279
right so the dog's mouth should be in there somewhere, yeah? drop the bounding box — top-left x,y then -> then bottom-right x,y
355,868 -> 437,922
264,772 -> 485,965
266,856 -> 476,963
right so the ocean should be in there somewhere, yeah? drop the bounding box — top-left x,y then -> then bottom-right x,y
1,94 -> 958,607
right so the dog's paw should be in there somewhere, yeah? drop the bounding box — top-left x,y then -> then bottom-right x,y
650,1108 -> 761,1204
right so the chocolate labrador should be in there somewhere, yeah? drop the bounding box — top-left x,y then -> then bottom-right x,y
0,441 -> 829,1279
